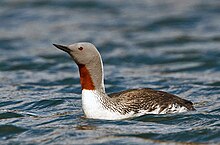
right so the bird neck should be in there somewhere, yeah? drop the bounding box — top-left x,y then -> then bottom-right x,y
77,57 -> 105,93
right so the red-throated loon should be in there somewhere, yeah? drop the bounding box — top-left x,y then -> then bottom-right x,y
53,42 -> 195,120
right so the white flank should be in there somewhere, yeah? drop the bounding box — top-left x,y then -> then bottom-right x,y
138,104 -> 188,115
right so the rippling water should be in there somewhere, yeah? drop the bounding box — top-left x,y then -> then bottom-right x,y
0,0 -> 220,144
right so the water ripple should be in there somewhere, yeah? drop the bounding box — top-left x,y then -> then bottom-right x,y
0,0 -> 220,144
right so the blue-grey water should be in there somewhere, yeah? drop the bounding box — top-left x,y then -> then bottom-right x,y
0,0 -> 220,144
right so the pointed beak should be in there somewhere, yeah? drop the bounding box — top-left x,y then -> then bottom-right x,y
53,44 -> 71,53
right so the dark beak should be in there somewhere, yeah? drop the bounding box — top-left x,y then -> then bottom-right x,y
53,44 -> 71,53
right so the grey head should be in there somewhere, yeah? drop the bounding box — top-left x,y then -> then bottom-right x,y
53,42 -> 105,92
53,42 -> 101,65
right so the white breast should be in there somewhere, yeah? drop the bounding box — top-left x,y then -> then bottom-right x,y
81,90 -> 136,120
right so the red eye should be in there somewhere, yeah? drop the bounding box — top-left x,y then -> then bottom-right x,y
78,47 -> 83,51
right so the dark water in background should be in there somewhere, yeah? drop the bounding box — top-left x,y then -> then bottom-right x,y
0,0 -> 220,144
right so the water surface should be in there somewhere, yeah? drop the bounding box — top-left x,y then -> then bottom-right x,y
0,0 -> 220,144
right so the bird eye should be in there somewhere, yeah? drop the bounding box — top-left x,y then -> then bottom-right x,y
78,47 -> 83,51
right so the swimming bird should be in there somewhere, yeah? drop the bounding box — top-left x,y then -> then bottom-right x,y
53,42 -> 195,120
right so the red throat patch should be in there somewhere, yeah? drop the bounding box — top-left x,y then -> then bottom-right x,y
78,64 -> 95,90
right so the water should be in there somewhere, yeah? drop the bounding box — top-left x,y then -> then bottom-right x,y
0,0 -> 220,144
